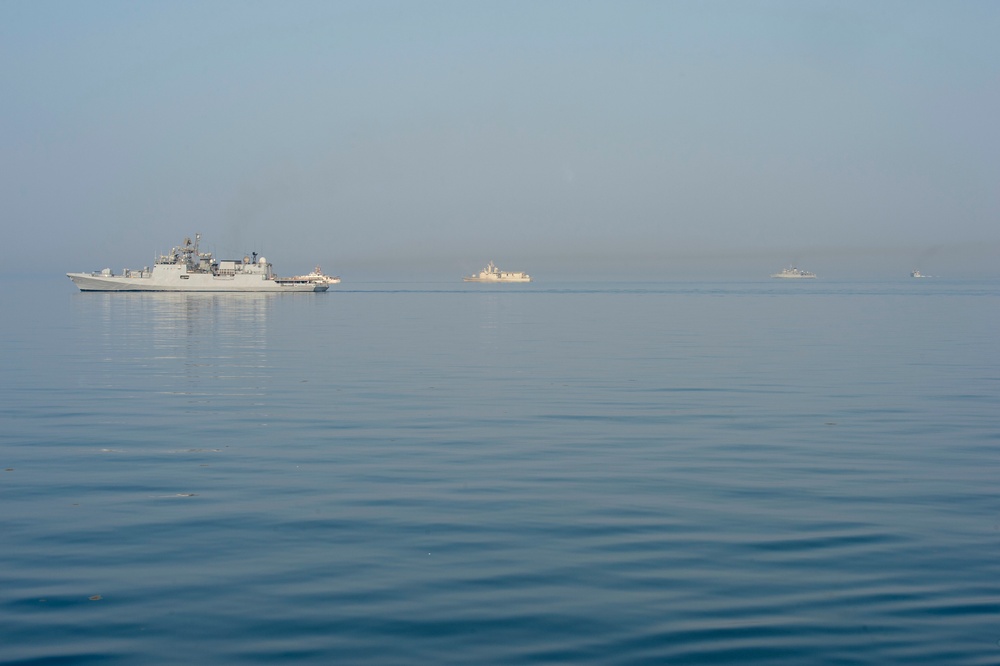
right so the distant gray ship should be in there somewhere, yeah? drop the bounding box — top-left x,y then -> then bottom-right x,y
67,233 -> 334,292
771,266 -> 816,279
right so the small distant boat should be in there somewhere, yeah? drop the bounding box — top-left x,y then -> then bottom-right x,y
290,266 -> 341,285
911,270 -> 930,278
463,260 -> 531,283
771,267 -> 816,279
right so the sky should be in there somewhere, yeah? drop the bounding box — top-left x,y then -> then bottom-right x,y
2,0 -> 999,280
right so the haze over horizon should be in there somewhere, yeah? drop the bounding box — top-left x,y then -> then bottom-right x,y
3,1 -> 998,280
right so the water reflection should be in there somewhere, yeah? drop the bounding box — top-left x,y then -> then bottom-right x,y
79,293 -> 272,401
478,292 -> 499,337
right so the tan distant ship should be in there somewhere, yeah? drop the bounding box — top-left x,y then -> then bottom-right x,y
463,260 -> 531,283
67,233 -> 333,292
771,266 -> 816,279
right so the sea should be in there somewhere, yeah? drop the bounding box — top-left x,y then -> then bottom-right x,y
2,276 -> 998,665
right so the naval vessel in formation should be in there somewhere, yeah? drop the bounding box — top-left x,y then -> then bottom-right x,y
463,260 -> 531,283
67,234 -> 337,292
771,266 -> 816,279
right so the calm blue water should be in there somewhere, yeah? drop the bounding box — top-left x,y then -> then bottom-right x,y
2,277 -> 999,664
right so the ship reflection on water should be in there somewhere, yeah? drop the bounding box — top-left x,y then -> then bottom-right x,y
83,293 -> 272,403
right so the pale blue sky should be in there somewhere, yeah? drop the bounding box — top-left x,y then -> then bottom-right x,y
3,1 -> 998,279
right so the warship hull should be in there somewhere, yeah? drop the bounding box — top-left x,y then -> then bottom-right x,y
67,272 -> 327,292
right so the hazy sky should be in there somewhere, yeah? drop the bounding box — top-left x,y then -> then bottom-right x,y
3,1 -> 998,279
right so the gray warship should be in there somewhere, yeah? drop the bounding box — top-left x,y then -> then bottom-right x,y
67,233 -> 335,292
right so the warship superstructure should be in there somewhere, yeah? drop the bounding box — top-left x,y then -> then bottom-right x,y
67,234 -> 331,292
